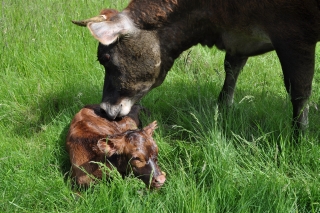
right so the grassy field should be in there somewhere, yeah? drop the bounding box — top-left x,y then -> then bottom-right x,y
1,0 -> 320,212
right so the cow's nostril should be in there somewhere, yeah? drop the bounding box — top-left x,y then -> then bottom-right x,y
100,102 -> 108,114
100,108 -> 107,114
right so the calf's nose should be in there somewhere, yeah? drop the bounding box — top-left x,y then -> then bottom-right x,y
154,174 -> 166,185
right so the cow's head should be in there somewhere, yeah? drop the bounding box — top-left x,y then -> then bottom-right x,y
73,9 -> 166,119
95,121 -> 166,189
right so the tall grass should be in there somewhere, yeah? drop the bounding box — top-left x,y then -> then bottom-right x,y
1,0 -> 320,212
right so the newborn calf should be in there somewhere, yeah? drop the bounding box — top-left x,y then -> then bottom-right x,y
66,104 -> 166,189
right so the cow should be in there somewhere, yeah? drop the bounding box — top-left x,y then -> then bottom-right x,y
66,104 -> 166,189
72,0 -> 320,136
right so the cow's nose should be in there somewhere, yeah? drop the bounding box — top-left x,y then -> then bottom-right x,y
99,106 -> 116,120
100,107 -> 107,115
100,102 -> 121,120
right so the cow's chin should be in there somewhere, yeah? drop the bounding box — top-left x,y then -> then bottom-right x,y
100,98 -> 135,119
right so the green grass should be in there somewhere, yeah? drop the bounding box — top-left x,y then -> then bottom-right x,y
1,0 -> 320,212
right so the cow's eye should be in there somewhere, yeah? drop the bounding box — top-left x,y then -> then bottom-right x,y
98,54 -> 111,64
105,54 -> 111,62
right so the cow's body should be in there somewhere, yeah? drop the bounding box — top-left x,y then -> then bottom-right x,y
73,0 -> 320,135
66,104 -> 165,188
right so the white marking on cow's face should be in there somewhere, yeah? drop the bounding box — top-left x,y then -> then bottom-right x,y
118,98 -> 135,117
96,15 -> 163,118
154,61 -> 161,67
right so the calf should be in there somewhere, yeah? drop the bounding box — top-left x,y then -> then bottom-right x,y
66,104 -> 166,189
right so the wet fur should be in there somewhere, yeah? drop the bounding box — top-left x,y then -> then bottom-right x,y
66,105 -> 165,188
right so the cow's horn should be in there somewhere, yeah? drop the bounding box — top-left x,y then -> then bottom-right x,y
72,15 -> 107,27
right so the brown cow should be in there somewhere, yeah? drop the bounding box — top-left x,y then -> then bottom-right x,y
72,1 -> 320,137
66,104 -> 166,189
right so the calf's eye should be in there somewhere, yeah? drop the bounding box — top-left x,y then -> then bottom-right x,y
130,156 -> 137,161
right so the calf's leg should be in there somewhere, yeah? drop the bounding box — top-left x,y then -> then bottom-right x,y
218,53 -> 248,106
68,145 -> 95,187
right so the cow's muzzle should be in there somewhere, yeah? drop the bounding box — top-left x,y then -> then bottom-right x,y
100,98 -> 134,119
100,102 -> 122,120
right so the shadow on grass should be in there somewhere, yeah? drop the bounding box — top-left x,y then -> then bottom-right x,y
4,65 -> 318,205
8,83 -> 102,185
11,83 -> 101,137
11,72 -> 319,177
12,71 -> 320,149
142,78 -> 320,149
57,123 -> 73,184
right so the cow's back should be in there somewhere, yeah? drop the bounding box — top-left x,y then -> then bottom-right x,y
205,0 -> 320,38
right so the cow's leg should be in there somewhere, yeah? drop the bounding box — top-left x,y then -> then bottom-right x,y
218,53 -> 248,106
274,42 -> 315,134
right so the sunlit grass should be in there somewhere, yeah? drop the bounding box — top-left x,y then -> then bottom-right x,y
1,0 -> 320,212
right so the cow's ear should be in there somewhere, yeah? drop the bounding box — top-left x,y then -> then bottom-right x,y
97,136 -> 125,157
143,121 -> 157,136
72,9 -> 118,27
99,9 -> 118,19
87,14 -> 135,45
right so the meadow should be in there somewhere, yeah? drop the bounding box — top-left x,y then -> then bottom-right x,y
1,0 -> 319,212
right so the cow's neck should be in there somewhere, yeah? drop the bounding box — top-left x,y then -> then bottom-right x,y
125,0 -> 216,60
158,15 -> 216,61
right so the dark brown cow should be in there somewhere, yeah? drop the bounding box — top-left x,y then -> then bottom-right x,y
73,0 -> 320,136
66,104 -> 166,189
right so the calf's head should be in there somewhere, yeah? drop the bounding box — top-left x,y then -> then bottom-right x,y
73,9 -> 166,119
95,121 -> 166,189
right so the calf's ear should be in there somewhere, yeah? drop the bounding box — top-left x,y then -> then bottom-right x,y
97,139 -> 114,157
143,121 -> 157,136
97,136 -> 125,157
87,14 -> 135,45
